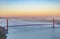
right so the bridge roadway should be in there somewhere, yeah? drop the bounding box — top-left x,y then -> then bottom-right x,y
4,24 -> 52,27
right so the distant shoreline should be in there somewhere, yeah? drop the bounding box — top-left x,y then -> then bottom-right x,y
0,17 -> 60,23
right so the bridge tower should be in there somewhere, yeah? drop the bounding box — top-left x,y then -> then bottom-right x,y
7,19 -> 8,31
53,17 -> 54,28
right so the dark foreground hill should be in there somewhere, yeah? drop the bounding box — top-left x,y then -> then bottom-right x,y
0,26 -> 8,39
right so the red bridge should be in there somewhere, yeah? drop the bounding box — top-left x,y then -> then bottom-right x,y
5,17 -> 55,31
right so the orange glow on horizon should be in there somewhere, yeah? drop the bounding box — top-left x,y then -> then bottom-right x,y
0,0 -> 60,18
0,10 -> 60,17
0,6 -> 60,17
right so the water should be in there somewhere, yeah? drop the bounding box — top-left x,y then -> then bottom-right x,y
7,27 -> 60,39
0,19 -> 60,39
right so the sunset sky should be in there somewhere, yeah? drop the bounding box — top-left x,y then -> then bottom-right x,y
0,0 -> 60,17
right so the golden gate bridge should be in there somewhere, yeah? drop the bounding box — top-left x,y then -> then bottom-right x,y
5,17 -> 55,31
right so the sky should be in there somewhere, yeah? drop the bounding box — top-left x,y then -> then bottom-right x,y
0,0 -> 60,18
